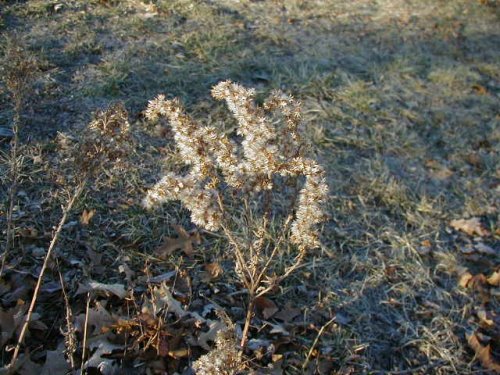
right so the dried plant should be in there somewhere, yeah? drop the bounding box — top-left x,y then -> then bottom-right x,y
144,81 -> 329,353
0,37 -> 39,276
7,103 -> 132,371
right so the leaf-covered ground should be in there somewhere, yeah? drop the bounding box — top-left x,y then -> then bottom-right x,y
0,0 -> 499,373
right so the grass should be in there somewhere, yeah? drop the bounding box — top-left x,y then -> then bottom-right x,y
1,0 -> 499,373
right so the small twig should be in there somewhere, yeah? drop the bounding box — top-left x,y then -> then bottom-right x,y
81,292 -> 91,375
8,180 -> 86,370
302,316 -> 336,371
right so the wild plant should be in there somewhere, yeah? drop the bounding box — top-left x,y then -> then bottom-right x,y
7,103 -> 132,371
144,81 -> 329,356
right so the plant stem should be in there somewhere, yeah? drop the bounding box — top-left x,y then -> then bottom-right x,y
302,316 -> 336,371
240,292 -> 255,350
8,180 -> 86,371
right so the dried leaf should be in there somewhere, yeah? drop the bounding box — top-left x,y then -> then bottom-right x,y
472,84 -> 488,95
197,320 -> 226,350
450,218 -> 490,237
247,338 -> 271,351
459,272 -> 473,288
200,262 -> 223,282
168,347 -> 190,359
153,283 -> 188,318
155,225 -> 201,258
255,296 -> 278,319
84,336 -> 122,375
474,243 -> 497,255
487,270 -> 500,287
77,281 -> 128,299
272,354 -> 283,362
152,283 -> 206,323
267,322 -> 289,336
274,303 -> 300,322
467,331 -> 500,372
0,302 -> 27,347
147,270 -> 177,284
80,209 -> 96,225
74,302 -> 115,335
476,308 -> 495,327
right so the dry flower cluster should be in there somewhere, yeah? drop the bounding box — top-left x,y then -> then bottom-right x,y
192,328 -> 242,375
144,80 -> 328,249
78,102 -> 132,174
143,81 -> 329,360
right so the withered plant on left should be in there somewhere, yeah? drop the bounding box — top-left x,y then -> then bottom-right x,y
6,103 -> 133,372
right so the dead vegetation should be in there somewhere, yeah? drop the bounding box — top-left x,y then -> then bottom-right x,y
0,0 -> 499,374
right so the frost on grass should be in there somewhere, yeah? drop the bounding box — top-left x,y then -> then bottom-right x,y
143,80 -> 329,249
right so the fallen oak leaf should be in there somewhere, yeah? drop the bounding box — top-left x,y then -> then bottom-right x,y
74,301 -> 116,335
84,335 -> 123,375
197,320 -> 227,350
450,217 -> 490,237
76,281 -> 128,299
155,225 -> 201,258
467,331 -> 500,372
274,303 -> 301,322
255,296 -> 278,319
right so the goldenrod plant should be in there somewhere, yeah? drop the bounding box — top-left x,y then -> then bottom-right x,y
144,81 -> 329,354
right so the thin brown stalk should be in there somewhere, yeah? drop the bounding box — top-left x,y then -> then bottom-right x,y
302,316 -> 336,371
239,292 -> 256,350
8,180 -> 86,371
81,292 -> 91,374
